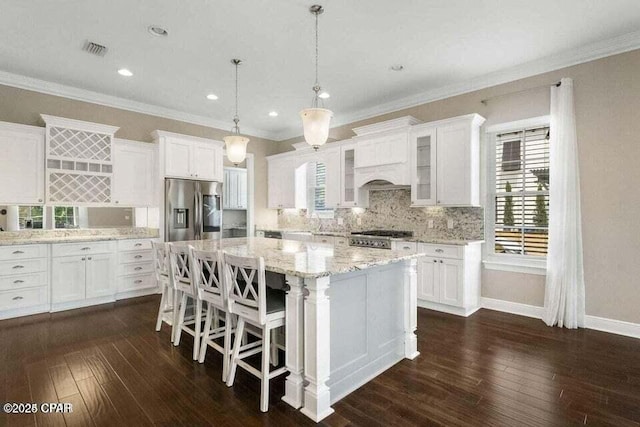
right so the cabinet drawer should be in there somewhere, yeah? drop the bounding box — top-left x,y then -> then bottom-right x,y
118,239 -> 154,252
391,241 -> 417,253
0,272 -> 47,291
334,237 -> 349,248
120,261 -> 154,276
118,274 -> 157,293
0,286 -> 48,311
417,243 -> 463,259
0,258 -> 47,276
0,244 -> 48,261
52,241 -> 115,257
119,250 -> 153,264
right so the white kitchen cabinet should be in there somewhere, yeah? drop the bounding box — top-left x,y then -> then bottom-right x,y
116,239 -> 156,297
404,241 -> 482,317
0,244 -> 49,320
323,147 -> 341,208
51,242 -> 116,309
223,167 -> 248,210
154,131 -> 224,182
112,139 -> 157,206
338,143 -> 369,208
0,122 -> 45,205
51,256 -> 86,303
267,157 -> 295,209
409,114 -> 485,207
85,253 -> 116,299
410,126 -> 437,206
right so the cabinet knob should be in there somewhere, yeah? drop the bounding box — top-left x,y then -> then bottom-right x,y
433,260 -> 437,263
88,257 -> 92,260
439,260 -> 443,263
82,257 -> 86,261
115,200 -> 119,204
38,199 -> 43,203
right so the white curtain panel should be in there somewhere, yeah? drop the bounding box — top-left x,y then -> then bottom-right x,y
543,77 -> 586,329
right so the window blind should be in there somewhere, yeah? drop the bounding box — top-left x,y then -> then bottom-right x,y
494,126 -> 550,256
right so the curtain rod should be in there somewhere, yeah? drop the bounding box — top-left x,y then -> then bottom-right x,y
480,81 -> 561,105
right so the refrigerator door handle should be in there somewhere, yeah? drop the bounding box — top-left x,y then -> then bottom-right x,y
195,190 -> 202,240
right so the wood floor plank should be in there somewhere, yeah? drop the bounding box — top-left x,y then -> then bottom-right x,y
76,376 -> 123,427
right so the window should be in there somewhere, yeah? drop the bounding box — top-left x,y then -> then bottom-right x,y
54,206 -> 78,229
491,123 -> 550,258
18,206 -> 44,229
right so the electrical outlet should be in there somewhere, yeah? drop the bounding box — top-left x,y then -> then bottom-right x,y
428,220 -> 434,228
337,218 -> 344,225
447,219 -> 454,229
356,217 -> 362,226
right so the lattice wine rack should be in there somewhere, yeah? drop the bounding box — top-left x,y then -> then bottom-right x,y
41,115 -> 119,205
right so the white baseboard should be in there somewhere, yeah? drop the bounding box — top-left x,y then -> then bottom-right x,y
480,297 -> 640,340
585,315 -> 640,340
116,287 -> 160,301
418,300 -> 481,317
480,297 -> 544,320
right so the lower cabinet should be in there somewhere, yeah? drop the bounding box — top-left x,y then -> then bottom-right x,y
116,239 -> 157,297
51,242 -> 116,308
394,241 -> 482,317
0,244 -> 49,320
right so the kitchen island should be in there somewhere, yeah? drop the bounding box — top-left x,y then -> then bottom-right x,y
174,237 -> 423,422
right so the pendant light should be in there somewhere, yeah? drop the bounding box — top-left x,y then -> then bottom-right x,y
300,4 -> 333,151
224,59 -> 250,165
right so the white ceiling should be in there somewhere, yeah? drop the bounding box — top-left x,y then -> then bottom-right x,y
1,0 -> 640,141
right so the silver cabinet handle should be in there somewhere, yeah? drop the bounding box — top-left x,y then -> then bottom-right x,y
134,267 -> 143,271
134,279 -> 143,284
88,257 -> 92,260
435,249 -> 444,253
12,250 -> 24,254
403,246 -> 411,250
38,199 -> 43,202
134,255 -> 143,259
12,296 -> 23,301
433,260 -> 437,263
134,243 -> 143,247
13,280 -> 24,284
81,247 -> 90,251
12,265 -> 24,269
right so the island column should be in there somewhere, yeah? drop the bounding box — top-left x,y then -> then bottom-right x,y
300,275 -> 334,422
282,274 -> 304,408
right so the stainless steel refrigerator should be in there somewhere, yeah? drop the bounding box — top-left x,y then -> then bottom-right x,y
165,178 -> 222,242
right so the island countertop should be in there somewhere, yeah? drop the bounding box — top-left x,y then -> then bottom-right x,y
172,237 -> 425,279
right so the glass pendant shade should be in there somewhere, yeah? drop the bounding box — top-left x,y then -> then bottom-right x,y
223,134 -> 249,165
300,107 -> 333,149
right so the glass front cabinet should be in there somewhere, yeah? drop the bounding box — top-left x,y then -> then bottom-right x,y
339,142 -> 368,207
410,125 -> 437,206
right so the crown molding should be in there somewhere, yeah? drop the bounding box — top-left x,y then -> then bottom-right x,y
41,114 -> 120,135
271,29 -> 640,141
0,70 -> 280,141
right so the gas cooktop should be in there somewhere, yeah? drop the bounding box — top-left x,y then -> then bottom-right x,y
349,230 -> 413,249
351,230 -> 413,238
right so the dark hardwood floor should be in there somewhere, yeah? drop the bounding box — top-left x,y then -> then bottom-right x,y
1,295 -> 639,427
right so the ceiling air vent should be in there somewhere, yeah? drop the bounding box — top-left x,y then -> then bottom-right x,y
83,41 -> 108,57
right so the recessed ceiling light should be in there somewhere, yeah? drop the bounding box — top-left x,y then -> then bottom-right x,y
318,92 -> 330,99
268,111 -> 278,117
206,93 -> 219,100
117,68 -> 133,77
148,25 -> 169,37
390,64 -> 404,71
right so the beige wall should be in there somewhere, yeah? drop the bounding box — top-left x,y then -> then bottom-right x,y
277,49 -> 640,325
0,84 -> 279,228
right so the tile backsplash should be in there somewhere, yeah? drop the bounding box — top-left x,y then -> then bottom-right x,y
277,189 -> 484,241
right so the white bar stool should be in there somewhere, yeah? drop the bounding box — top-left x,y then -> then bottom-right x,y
152,241 -> 174,341
223,252 -> 288,412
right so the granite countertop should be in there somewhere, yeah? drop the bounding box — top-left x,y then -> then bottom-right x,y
256,228 -> 481,245
0,228 -> 160,246
172,237 -> 424,279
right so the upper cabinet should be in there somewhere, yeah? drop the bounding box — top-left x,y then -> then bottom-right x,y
153,131 -> 223,182
0,122 -> 45,205
339,142 -> 368,208
410,114 -> 485,207
42,115 -> 119,206
223,167 -> 248,210
112,139 -> 157,207
267,156 -> 296,209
